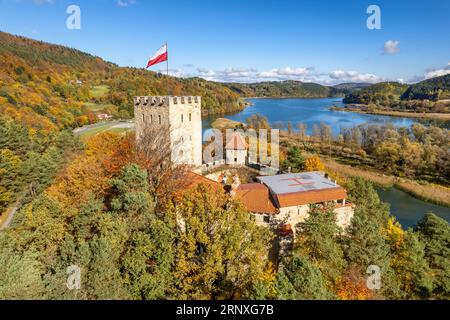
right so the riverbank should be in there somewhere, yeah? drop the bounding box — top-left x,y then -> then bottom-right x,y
322,157 -> 450,207
330,105 -> 450,121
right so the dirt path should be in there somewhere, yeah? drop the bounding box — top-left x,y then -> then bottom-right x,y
0,199 -> 21,231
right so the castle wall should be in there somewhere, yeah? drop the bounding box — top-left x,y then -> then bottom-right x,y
134,96 -> 202,167
252,204 -> 354,233
168,96 -> 202,167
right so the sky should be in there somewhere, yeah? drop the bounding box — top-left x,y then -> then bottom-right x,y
0,0 -> 449,85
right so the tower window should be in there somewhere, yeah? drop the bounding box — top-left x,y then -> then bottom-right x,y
150,114 -> 153,123
189,113 -> 192,121
181,114 -> 184,123
142,114 -> 145,122
158,115 -> 161,124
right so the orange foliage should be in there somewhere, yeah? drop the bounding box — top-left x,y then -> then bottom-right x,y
102,133 -> 150,176
46,132 -> 123,207
336,267 -> 374,300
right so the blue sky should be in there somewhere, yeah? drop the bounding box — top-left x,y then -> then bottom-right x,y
0,0 -> 449,84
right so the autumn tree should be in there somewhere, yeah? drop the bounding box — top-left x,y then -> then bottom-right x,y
167,183 -> 272,299
304,156 -> 325,172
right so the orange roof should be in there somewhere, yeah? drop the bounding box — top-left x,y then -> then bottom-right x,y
236,183 -> 278,214
274,187 -> 347,207
225,132 -> 247,150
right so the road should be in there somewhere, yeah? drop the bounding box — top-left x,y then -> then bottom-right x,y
0,200 -> 20,231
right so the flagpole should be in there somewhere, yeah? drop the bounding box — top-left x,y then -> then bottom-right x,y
166,41 -> 169,96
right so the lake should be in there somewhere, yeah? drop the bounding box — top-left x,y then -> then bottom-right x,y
204,97 -> 450,227
204,97 -> 448,135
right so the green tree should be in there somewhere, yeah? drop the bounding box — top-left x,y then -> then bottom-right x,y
282,146 -> 305,173
395,231 -> 433,299
296,205 -> 345,286
415,213 -> 450,299
344,178 -> 400,298
275,254 -> 331,300
0,234 -> 46,299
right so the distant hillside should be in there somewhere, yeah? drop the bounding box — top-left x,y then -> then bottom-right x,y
223,80 -> 335,98
343,82 -> 409,105
0,31 -> 245,133
333,83 -> 372,90
401,74 -> 450,100
332,82 -> 372,95
343,75 -> 450,106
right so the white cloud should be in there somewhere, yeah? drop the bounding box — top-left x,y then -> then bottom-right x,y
259,67 -> 311,79
179,66 -> 385,85
423,62 -> 450,79
383,40 -> 400,54
328,70 -> 382,83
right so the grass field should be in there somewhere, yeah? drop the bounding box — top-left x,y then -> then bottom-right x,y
90,85 -> 110,99
322,157 -> 450,207
83,102 -> 117,112
76,121 -> 134,139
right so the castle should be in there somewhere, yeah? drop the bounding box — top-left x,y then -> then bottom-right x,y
135,96 -> 354,237
134,96 -> 203,167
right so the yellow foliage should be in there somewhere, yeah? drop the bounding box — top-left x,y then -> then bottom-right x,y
258,263 -> 277,299
384,216 -> 405,251
305,155 -> 325,171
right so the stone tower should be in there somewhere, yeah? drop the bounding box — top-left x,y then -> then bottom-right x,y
134,96 -> 202,167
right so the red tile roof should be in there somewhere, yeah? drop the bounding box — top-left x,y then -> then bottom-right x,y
274,187 -> 348,207
182,172 -> 222,189
236,183 -> 278,214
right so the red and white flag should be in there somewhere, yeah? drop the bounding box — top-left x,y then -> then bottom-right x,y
146,44 -> 168,68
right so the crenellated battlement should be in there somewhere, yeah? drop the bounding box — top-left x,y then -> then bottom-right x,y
134,95 -> 203,167
134,96 -> 201,107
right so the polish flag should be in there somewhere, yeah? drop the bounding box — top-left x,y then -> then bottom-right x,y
146,44 -> 168,68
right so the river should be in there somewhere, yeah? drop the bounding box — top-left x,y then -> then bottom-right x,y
204,97 -> 450,227
376,187 -> 450,229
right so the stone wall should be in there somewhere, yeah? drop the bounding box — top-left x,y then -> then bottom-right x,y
253,204 -> 354,234
134,96 -> 202,167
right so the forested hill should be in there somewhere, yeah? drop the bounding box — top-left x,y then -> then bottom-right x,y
343,75 -> 450,105
0,31 -> 245,133
343,82 -> 409,104
223,80 -> 338,98
402,74 -> 450,100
